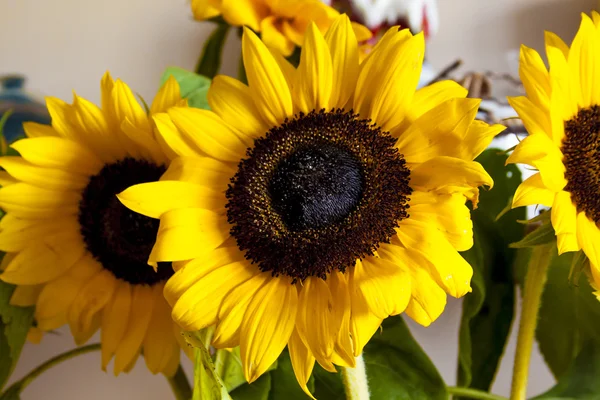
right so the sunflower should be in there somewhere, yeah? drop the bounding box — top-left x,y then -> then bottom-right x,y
507,12 -> 600,295
191,0 -> 371,56
119,15 -> 502,394
0,73 -> 187,376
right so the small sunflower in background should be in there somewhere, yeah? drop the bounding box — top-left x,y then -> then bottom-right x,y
0,74 -> 187,376
507,12 -> 600,296
120,15 -> 502,394
191,0 -> 371,56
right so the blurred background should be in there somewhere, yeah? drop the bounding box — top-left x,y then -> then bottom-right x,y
0,0 -> 598,398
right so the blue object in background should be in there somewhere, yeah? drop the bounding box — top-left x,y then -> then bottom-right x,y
0,75 -> 50,143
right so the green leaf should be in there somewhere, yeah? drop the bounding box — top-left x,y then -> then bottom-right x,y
230,374 -> 271,400
269,350 -> 314,400
217,348 -> 246,393
160,67 -> 211,110
457,148 -> 524,392
0,383 -> 21,400
534,249 -> 600,379
195,23 -> 230,79
0,111 -> 13,156
188,332 -> 231,400
312,365 -> 344,400
509,219 -> 555,248
0,281 -> 35,391
533,340 -> 600,399
364,316 -> 447,400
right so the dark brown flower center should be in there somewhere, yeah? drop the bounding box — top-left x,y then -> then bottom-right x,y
563,105 -> 600,223
226,109 -> 412,282
79,157 -> 173,285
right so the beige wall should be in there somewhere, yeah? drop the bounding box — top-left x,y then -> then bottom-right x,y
2,0 -> 597,398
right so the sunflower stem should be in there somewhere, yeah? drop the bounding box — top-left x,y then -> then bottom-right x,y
1,343 -> 101,396
166,365 -> 193,400
447,386 -> 508,400
341,354 -> 370,400
510,244 -> 552,400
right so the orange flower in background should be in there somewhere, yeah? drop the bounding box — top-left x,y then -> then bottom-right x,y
191,0 -> 371,55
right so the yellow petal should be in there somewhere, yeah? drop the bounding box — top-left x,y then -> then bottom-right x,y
118,180 -> 222,219
396,221 -> 473,298
261,16 -> 295,56
568,14 -> 597,108
143,291 -> 179,375
11,137 -> 103,175
551,191 -> 580,254
35,255 -> 101,330
397,98 -> 482,164
288,329 -> 316,400
208,75 -> 269,141
45,97 -> 77,139
164,246 -> 244,307
101,280 -> 132,370
576,212 -> 600,272
241,276 -> 298,383
296,277 -> 336,364
512,173 -> 556,208
23,122 -> 59,138
519,45 -> 551,111
68,269 -> 116,345
148,207 -> 230,263
380,245 -> 447,327
409,192 -> 473,251
113,284 -> 156,375
242,27 -> 293,127
355,31 -> 423,130
71,94 -> 122,162
507,96 -> 552,138
353,258 -> 411,319
153,113 -> 201,158
0,218 -> 80,252
0,157 -> 89,191
151,75 -> 183,115
1,232 -> 85,285
172,260 -> 258,331
191,0 -> 221,20
547,45 -> 577,136
410,157 -> 493,192
0,183 -> 80,219
545,30 -> 569,59
294,23 -> 333,113
220,0 -> 267,31
161,156 -> 235,189
324,14 -> 358,108
406,80 -> 468,122
348,274 -> 382,357
10,284 -> 42,307
327,271 -> 354,368
168,107 -> 248,162
112,79 -> 152,132
212,272 -> 270,348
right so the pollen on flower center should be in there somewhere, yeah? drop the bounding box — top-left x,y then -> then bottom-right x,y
79,157 -> 173,285
226,109 -> 412,282
270,144 -> 363,231
562,105 -> 600,223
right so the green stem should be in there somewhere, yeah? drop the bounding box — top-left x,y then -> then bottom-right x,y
3,343 -> 101,395
166,365 -> 193,400
510,244 -> 553,400
195,23 -> 230,78
341,354 -> 369,400
447,386 -> 508,400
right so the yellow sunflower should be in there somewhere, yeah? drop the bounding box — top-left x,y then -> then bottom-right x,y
507,12 -> 600,295
119,15 -> 502,394
0,73 -> 187,376
191,0 -> 371,56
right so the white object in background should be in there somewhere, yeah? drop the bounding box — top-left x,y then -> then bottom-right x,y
323,0 -> 439,38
